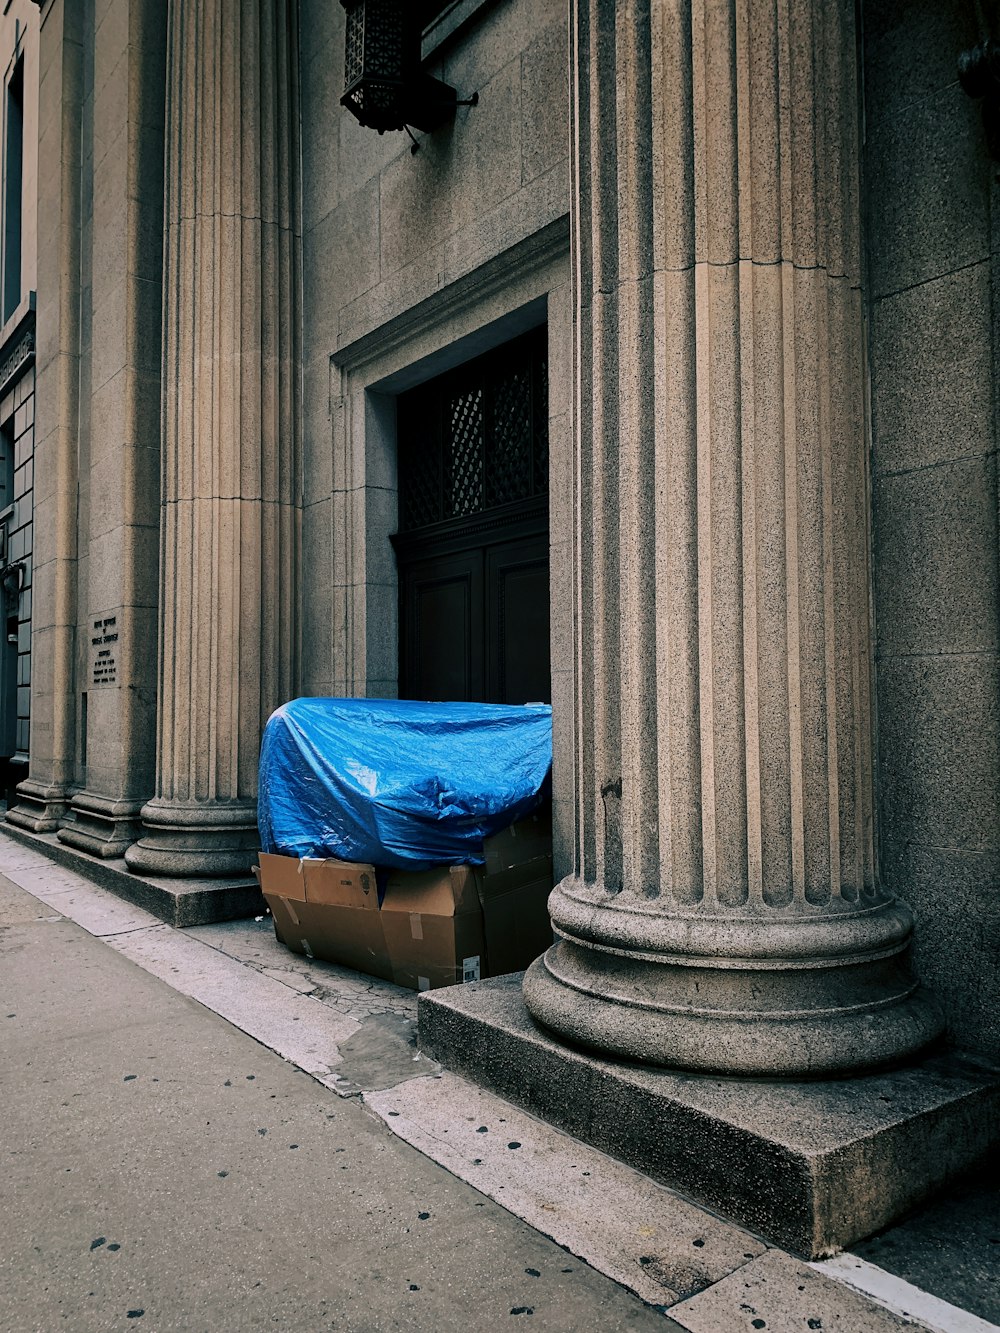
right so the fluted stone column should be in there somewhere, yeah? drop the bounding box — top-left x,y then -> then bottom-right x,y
125,0 -> 300,876
523,0 -> 942,1074
57,0 -> 166,860
7,0 -> 83,835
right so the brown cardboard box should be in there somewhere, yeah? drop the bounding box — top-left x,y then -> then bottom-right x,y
258,811 -> 554,991
258,851 -> 393,981
380,852 -> 554,990
381,865 -> 487,991
483,807 -> 553,875
477,854 -> 554,977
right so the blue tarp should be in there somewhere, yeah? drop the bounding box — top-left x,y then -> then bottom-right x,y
258,697 -> 553,870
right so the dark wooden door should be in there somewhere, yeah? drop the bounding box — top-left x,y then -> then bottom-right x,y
396,514 -> 549,705
486,533 -> 550,704
400,548 -> 485,703
393,329 -> 550,706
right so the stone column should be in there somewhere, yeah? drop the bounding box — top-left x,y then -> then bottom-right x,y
523,0 -> 942,1074
125,0 -> 300,876
57,0 -> 166,860
7,0 -> 83,834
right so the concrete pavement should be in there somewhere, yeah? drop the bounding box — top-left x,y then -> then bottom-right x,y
1,833 -> 996,1332
0,875 -> 671,1332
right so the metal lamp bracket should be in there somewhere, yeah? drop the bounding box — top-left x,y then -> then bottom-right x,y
406,90 -> 479,155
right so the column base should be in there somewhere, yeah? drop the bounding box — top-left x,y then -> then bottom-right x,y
523,945 -> 942,1078
58,792 -> 146,859
124,798 -> 260,877
419,974 -> 1000,1257
6,778 -> 72,833
523,879 -> 944,1077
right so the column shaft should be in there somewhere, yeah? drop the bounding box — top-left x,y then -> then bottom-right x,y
523,0 -> 941,1074
126,0 -> 300,876
58,0 -> 166,860
8,0 -> 83,833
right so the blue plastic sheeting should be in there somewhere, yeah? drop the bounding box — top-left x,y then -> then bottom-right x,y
258,697 -> 553,870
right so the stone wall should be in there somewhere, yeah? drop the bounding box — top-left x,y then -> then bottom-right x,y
15,0 -> 300,877
300,0 -> 568,366
9,0 -> 83,832
864,0 -> 1000,1061
46,0 -> 165,859
8,0 -> 165,849
10,0 -> 999,1066
298,0 -> 573,870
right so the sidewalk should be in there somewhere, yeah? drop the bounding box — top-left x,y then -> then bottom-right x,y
1,831 -> 995,1332
0,872 -> 669,1332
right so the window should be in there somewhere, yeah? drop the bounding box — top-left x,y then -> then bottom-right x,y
0,420 -> 13,516
397,327 -> 548,532
3,53 -> 23,324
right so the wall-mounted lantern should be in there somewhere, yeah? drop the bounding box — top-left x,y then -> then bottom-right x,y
340,0 -> 474,137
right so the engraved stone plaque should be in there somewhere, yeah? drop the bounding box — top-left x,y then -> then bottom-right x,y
91,615 -> 118,687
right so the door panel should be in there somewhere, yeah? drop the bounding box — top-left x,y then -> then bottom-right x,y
486,536 -> 550,705
401,551 -> 484,702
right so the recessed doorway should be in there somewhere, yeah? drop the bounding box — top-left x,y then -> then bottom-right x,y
392,327 -> 550,705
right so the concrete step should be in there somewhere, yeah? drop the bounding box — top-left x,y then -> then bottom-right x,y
418,973 -> 1000,1258
0,819 -> 262,926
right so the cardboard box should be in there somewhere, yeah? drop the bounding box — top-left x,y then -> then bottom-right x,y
478,854 -> 554,977
381,865 -> 487,991
483,807 -> 553,875
258,809 -> 555,992
258,851 -> 393,981
380,852 -> 554,991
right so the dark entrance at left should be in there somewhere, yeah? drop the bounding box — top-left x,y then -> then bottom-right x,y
392,327 -> 550,705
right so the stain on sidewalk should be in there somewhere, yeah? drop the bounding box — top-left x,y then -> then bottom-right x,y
332,1013 -> 440,1095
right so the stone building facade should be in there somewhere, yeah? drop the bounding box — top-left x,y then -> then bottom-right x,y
0,1 -> 38,809
7,0 -> 1000,1232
